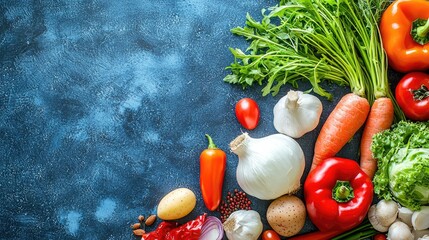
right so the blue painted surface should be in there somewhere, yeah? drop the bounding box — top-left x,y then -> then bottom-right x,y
0,0 -> 402,239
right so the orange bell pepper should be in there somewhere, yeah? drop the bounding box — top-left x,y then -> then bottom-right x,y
380,0 -> 429,73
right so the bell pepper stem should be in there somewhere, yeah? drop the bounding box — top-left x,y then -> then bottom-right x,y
205,134 -> 217,149
412,18 -> 429,45
410,84 -> 429,101
332,180 -> 354,203
417,18 -> 429,38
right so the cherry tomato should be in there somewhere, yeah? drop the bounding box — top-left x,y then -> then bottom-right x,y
235,98 -> 260,130
373,233 -> 387,240
395,72 -> 429,121
262,230 -> 281,240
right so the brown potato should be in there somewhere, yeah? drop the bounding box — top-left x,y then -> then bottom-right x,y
266,195 -> 306,237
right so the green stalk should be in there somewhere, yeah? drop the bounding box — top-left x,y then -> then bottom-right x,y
331,221 -> 378,240
224,0 -> 406,120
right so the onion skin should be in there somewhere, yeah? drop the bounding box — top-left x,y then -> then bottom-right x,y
199,216 -> 223,240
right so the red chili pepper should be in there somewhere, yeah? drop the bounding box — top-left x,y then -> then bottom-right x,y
235,98 -> 260,130
304,157 -> 373,233
141,214 -> 206,240
164,214 -> 206,240
141,221 -> 178,240
395,72 -> 429,121
200,134 -> 226,211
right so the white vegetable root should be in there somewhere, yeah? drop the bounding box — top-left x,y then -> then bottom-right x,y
412,206 -> 429,231
398,206 -> 414,227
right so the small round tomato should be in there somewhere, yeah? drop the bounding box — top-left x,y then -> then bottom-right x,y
262,230 -> 281,240
373,233 -> 387,240
395,72 -> 429,121
235,98 -> 260,130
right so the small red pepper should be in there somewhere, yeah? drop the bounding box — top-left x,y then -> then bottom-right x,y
380,0 -> 429,72
304,157 -> 373,233
200,134 -> 226,211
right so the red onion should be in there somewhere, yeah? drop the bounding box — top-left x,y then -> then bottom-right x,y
199,216 -> 224,240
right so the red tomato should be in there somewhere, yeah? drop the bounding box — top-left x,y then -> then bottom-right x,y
373,233 -> 387,240
235,98 -> 260,130
262,230 -> 281,240
395,72 -> 429,121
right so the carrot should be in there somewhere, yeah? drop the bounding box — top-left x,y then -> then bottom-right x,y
311,93 -> 370,171
359,97 -> 394,179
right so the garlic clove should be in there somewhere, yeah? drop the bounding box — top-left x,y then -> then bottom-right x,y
398,206 -> 414,228
412,206 -> 429,231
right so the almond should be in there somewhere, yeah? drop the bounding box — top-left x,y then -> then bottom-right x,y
130,223 -> 141,230
145,215 -> 157,226
133,229 -> 146,236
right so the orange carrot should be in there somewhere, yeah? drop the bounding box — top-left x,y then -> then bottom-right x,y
311,93 -> 370,171
359,97 -> 394,179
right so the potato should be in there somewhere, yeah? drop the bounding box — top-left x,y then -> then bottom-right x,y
266,195 -> 306,237
157,188 -> 196,220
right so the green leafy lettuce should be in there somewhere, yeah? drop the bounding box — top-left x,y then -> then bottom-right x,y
372,121 -> 429,210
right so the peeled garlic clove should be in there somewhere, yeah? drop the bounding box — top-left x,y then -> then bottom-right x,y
398,206 -> 414,227
412,206 -> 429,231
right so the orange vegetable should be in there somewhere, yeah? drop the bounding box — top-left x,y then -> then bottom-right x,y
380,0 -> 429,73
359,97 -> 394,179
311,93 -> 370,171
200,134 -> 226,211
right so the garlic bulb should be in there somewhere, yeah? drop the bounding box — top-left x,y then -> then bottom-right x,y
229,133 -> 305,200
273,90 -> 323,138
223,210 -> 263,240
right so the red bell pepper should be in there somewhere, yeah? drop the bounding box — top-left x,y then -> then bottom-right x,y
380,0 -> 429,72
200,134 -> 226,211
304,157 -> 373,233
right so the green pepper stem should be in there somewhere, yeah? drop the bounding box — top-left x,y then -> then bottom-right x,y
411,84 -> 429,101
412,18 -> 429,45
332,180 -> 354,203
205,134 -> 217,149
417,18 -> 429,38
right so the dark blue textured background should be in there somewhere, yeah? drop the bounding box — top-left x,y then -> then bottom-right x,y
1,0 -> 398,239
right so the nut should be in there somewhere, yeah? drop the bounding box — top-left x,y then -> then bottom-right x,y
130,223 -> 141,230
138,215 -> 145,222
133,229 -> 146,236
145,215 -> 157,226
